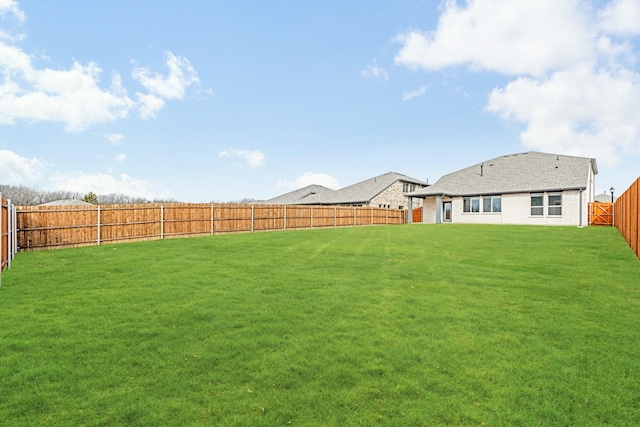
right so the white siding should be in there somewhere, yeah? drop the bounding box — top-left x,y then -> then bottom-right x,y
423,197 -> 437,223
420,190 -> 589,226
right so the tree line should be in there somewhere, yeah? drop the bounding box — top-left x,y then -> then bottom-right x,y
0,184 -> 257,206
0,184 -> 176,206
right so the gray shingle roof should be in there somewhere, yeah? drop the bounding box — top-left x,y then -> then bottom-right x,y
407,152 -> 597,197
594,192 -> 615,203
324,172 -> 428,205
260,184 -> 337,204
38,199 -> 94,206
262,172 -> 428,205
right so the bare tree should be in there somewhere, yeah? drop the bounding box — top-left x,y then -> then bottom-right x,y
0,185 -> 80,205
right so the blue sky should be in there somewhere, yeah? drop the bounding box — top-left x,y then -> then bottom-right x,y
1,0 -> 639,202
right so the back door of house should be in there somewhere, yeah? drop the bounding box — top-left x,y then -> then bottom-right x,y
443,201 -> 452,222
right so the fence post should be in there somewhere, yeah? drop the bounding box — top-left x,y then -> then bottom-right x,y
0,193 -> 3,285
12,204 -> 16,259
211,204 -> 214,235
251,205 -> 255,233
334,206 -> 337,228
310,206 -> 314,229
97,205 -> 101,245
284,205 -> 287,231
160,205 -> 164,239
7,198 -> 12,269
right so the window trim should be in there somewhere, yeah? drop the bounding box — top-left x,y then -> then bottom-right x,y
548,192 -> 562,216
463,197 -> 481,213
483,195 -> 502,213
530,193 -> 544,216
530,191 -> 563,217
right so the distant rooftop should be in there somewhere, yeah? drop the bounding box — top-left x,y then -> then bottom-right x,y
38,199 -> 94,206
262,172 -> 428,205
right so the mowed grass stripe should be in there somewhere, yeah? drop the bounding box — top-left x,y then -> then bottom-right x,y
1,225 -> 639,426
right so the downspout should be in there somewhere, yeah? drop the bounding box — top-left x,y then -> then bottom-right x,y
579,189 -> 583,227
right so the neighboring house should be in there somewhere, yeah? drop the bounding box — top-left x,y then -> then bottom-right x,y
262,172 -> 429,210
260,184 -> 337,205
38,199 -> 94,206
594,192 -> 615,203
406,152 -> 598,226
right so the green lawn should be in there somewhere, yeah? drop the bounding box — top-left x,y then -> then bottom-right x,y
1,224 -> 639,426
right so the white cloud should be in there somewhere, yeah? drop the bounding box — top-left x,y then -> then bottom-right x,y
393,0 -> 640,165
0,0 -> 25,21
0,149 -> 43,183
402,85 -> 431,101
218,149 -> 265,168
0,61 -> 137,132
106,133 -> 125,145
360,64 -> 389,82
394,0 -> 596,77
599,0 -> 640,35
276,172 -> 340,190
132,52 -> 200,100
0,8 -> 200,132
114,153 -> 128,162
136,93 -> 166,119
487,67 -> 640,166
49,172 -> 162,199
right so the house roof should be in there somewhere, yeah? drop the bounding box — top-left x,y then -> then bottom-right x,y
407,152 -> 598,197
262,172 -> 428,205
594,192 -> 615,203
324,172 -> 428,205
38,199 -> 94,206
260,184 -> 337,204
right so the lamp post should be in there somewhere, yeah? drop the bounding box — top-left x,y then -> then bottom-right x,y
610,187 -> 615,203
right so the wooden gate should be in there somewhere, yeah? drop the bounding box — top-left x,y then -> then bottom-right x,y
588,202 -> 613,226
412,207 -> 423,223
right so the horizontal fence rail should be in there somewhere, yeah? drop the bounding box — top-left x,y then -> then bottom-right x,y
614,177 -> 640,260
16,203 -> 406,251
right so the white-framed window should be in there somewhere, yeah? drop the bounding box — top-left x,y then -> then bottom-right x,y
483,196 -> 502,213
403,182 -> 416,192
463,197 -> 480,213
548,193 -> 562,216
531,193 -> 544,216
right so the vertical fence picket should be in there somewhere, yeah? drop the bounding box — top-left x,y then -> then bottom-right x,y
613,177 -> 640,259
97,206 -> 101,245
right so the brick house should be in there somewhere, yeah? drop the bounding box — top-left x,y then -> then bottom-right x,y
263,172 -> 429,210
406,152 -> 598,226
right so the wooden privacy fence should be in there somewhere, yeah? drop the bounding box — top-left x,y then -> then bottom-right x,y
588,202 -> 614,226
16,203 -> 406,251
1,194 -> 18,277
614,177 -> 640,260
